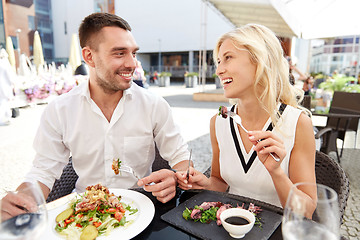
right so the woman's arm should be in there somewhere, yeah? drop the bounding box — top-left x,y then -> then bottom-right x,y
269,113 -> 316,208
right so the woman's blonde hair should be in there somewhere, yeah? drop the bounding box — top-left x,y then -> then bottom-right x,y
213,24 -> 307,128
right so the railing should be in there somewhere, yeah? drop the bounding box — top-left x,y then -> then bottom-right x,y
149,65 -> 216,78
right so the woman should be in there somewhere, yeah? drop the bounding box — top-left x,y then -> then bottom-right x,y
177,24 -> 316,209
302,76 -> 314,95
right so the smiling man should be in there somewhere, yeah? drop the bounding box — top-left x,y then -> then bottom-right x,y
1,13 -> 191,220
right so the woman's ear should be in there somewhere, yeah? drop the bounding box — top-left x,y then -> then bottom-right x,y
82,47 -> 95,68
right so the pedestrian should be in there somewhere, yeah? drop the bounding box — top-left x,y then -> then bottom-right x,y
153,71 -> 159,85
302,76 -> 314,95
286,56 -> 307,86
133,59 -> 146,87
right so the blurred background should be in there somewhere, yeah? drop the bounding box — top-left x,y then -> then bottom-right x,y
1,0 -> 360,97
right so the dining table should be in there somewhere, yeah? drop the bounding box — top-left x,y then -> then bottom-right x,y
44,187 -> 350,240
130,188 -> 284,240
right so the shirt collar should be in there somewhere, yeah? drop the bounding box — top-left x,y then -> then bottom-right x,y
80,79 -> 134,102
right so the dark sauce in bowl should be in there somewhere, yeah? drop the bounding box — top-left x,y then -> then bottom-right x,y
225,216 -> 250,226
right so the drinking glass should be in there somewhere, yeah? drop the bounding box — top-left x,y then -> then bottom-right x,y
0,182 -> 48,239
282,182 -> 340,240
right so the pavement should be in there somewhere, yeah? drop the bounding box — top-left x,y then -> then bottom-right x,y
0,83 -> 358,239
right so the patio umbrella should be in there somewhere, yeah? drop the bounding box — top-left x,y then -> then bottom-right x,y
5,36 -> 16,73
33,31 -> 44,72
272,0 -> 360,39
68,33 -> 81,73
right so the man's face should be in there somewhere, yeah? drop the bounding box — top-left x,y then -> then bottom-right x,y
91,26 -> 139,93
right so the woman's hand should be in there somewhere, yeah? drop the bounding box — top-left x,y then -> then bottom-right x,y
175,167 -> 210,190
248,130 -> 287,173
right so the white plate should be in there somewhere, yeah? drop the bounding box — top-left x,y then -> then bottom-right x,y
40,189 -> 155,240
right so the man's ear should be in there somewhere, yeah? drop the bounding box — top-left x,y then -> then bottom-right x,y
82,47 -> 95,68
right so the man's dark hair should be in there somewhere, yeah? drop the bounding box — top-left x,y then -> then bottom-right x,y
79,12 -> 132,49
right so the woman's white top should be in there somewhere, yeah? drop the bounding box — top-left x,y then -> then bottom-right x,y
215,104 -> 302,207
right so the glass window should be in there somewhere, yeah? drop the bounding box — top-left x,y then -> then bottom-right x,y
43,33 -> 53,44
10,36 -> 18,49
0,0 -> 5,47
343,38 -> 353,44
44,48 -> 53,59
28,16 -> 35,30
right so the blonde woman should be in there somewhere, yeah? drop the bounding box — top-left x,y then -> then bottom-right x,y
177,24 -> 316,209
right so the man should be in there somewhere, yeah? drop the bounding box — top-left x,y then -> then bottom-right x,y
1,13 -> 190,220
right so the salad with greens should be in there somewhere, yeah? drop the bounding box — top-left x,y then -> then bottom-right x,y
183,201 -> 262,227
55,184 -> 138,239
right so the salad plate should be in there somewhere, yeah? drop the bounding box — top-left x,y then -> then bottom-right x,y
161,190 -> 282,240
41,189 -> 155,240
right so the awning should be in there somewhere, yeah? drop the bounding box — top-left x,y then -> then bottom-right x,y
207,0 -> 360,39
207,0 -> 298,38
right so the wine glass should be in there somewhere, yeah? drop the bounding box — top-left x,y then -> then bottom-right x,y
282,182 -> 340,240
0,182 -> 48,239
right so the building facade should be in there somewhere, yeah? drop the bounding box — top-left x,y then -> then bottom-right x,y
114,0 -> 234,77
51,0 -> 114,63
1,0 -> 113,67
310,36 -> 360,77
1,0 -> 296,77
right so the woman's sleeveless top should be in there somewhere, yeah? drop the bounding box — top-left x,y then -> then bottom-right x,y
215,104 -> 302,207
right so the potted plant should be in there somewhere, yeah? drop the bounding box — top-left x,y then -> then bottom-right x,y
184,72 -> 199,88
315,75 -> 357,113
159,72 -> 172,87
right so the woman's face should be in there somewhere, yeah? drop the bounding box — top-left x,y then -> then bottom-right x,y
216,39 -> 257,99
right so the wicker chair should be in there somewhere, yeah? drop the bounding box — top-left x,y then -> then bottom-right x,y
315,151 -> 349,224
202,151 -> 349,224
46,157 -> 78,202
46,148 -> 171,203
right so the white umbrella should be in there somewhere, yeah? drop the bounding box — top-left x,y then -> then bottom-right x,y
5,36 -> 16,73
33,31 -> 44,72
272,0 -> 360,39
68,33 -> 81,73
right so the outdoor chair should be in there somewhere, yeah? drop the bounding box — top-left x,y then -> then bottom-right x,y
46,147 -> 171,203
46,157 -> 78,202
202,151 -> 349,224
314,91 -> 360,162
315,151 -> 349,224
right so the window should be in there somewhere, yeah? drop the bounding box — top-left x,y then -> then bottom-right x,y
0,0 -> 5,47
43,33 -> 53,44
44,48 -> 53,59
28,16 -> 35,30
10,36 -> 18,49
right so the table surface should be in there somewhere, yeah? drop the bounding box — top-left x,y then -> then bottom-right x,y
131,188 -> 283,240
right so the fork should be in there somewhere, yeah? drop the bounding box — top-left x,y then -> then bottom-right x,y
119,164 -> 155,186
119,165 -> 141,180
220,107 -> 280,162
186,149 -> 192,181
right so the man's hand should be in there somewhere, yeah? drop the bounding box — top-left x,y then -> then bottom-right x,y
1,192 -> 38,221
137,169 -> 177,203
